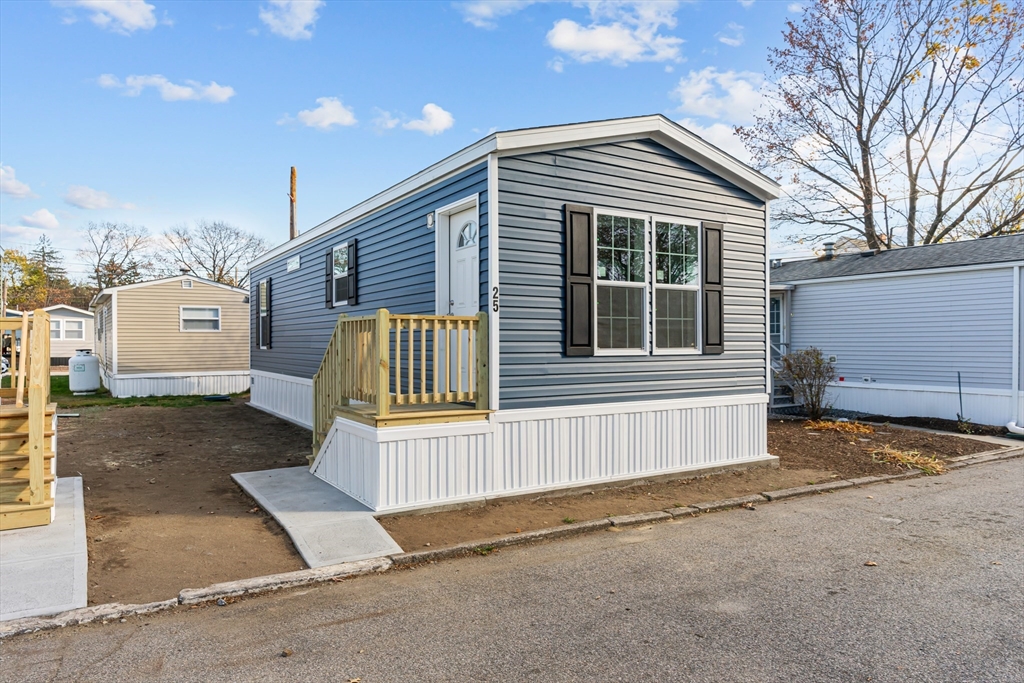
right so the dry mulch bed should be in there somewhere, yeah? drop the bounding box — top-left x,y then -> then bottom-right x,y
859,414 -> 1009,437
57,399 -> 310,605
380,419 -> 997,551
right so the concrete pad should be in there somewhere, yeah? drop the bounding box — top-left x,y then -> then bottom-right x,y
1,478 -> 88,622
232,467 -> 402,568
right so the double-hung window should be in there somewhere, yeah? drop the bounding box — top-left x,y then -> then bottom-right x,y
65,320 -> 85,340
332,243 -> 349,306
596,213 -> 648,351
180,306 -> 220,332
50,319 -> 62,339
653,220 -> 699,351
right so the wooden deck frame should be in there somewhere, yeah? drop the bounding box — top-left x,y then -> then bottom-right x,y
312,309 -> 490,454
1,310 -> 57,530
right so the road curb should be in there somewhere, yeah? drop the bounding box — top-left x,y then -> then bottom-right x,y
4,446 -> 1019,640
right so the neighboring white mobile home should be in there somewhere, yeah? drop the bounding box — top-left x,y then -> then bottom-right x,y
770,234 -> 1023,429
90,275 -> 250,397
3,305 -> 94,366
249,114 -> 782,513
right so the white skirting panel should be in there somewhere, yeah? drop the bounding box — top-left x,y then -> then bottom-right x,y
249,370 -> 313,429
829,382 -> 1017,427
312,394 -> 772,513
106,372 -> 250,398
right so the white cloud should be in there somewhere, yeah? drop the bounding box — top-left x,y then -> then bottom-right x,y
0,165 -> 34,199
403,104 -> 454,136
717,22 -> 744,47
672,67 -> 764,124
548,56 -> 565,73
676,118 -> 750,163
20,209 -> 60,231
787,3 -> 804,12
546,1 -> 683,66
279,97 -> 357,130
259,0 -> 324,40
372,108 -> 400,132
98,74 -> 235,103
458,0 -> 536,29
53,0 -> 157,34
63,185 -> 134,210
738,0 -> 756,7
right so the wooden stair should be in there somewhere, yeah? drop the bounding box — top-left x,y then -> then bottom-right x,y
0,404 -> 58,530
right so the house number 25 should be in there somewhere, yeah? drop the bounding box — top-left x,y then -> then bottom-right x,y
492,286 -> 499,312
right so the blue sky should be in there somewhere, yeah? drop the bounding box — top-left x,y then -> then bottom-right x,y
0,0 -> 807,278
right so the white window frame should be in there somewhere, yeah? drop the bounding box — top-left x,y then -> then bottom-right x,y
179,306 -> 221,333
50,319 -> 62,340
593,208 -> 650,357
331,242 -> 350,307
258,279 -> 270,350
64,319 -> 85,341
651,215 -> 701,355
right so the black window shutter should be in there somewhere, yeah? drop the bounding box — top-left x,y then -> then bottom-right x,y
262,277 -> 272,350
347,239 -> 358,306
324,249 -> 334,308
564,204 -> 595,356
702,222 -> 725,355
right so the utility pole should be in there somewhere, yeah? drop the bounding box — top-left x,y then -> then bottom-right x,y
289,166 -> 297,241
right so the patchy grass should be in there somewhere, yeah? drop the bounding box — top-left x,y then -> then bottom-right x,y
2,374 -> 247,408
869,444 -> 948,475
804,419 -> 875,435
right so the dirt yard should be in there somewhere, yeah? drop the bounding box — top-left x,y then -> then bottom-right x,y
56,399 -> 310,605
379,419 -> 996,550
58,404 -> 997,605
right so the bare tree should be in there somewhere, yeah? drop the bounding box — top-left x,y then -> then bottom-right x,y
162,220 -> 268,286
738,0 -> 1023,249
78,222 -> 155,290
950,176 -> 1024,240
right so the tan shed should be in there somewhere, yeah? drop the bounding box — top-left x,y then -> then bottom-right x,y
89,275 -> 249,397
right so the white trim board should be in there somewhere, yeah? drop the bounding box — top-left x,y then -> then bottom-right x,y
486,153 -> 500,413
248,115 -> 781,272
110,370 -> 250,379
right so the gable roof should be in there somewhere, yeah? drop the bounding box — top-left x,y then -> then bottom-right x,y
771,234 -> 1024,284
249,114 -> 781,270
89,274 -> 247,309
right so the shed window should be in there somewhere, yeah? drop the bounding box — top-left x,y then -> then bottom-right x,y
332,243 -> 349,306
180,307 -> 221,332
65,320 -> 84,340
50,319 -> 62,339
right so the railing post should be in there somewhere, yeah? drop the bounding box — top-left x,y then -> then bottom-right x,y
28,313 -> 47,506
15,313 -> 29,407
376,308 -> 390,418
475,311 -> 489,411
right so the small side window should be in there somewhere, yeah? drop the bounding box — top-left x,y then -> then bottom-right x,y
180,307 -> 221,332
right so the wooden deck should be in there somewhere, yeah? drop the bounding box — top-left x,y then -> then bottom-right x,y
332,402 -> 491,429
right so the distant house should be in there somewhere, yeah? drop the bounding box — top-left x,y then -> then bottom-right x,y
2,305 -> 94,366
770,234 -> 1023,429
89,275 -> 250,398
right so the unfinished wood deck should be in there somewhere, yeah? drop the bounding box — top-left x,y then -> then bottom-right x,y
332,402 -> 491,429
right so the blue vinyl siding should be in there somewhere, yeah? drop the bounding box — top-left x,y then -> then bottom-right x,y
498,139 -> 768,410
251,163 -> 488,379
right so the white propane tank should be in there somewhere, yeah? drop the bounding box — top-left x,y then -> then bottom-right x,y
69,349 -> 100,392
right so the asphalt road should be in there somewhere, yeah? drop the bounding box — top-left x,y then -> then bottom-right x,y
2,458 -> 1022,683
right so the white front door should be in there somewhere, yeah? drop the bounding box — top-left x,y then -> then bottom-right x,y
448,207 -> 479,316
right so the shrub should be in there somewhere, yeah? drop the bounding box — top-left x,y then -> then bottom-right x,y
778,347 -> 836,420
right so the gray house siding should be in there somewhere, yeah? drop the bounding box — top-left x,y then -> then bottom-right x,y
251,163 -> 488,380
497,139 -> 768,410
788,266 -> 1014,390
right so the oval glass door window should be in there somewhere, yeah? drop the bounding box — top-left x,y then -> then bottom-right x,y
457,220 -> 478,248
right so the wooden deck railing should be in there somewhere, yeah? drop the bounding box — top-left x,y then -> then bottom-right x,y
312,309 -> 488,449
1,310 -> 56,530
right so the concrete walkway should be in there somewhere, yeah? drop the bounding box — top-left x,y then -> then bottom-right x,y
0,478 -> 87,621
232,467 -> 402,568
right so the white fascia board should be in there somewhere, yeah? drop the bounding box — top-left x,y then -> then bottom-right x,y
42,304 -> 94,316
95,274 -> 247,297
778,261 -> 1014,286
249,136 -> 499,270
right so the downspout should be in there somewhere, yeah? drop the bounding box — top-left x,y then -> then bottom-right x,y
1008,264 -> 1023,435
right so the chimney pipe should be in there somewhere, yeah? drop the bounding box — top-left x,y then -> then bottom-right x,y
289,166 -> 297,240
823,242 -> 835,260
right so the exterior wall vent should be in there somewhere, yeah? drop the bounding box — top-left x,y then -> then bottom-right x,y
182,279 -> 193,289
